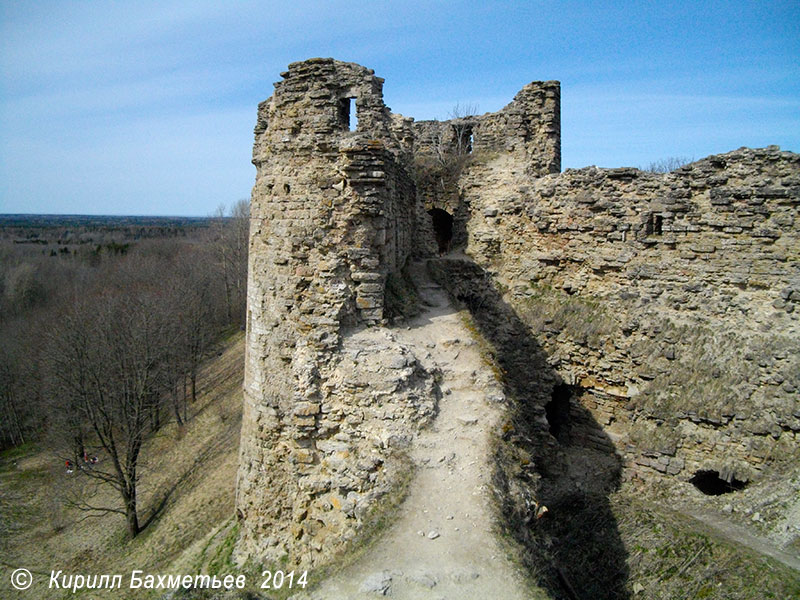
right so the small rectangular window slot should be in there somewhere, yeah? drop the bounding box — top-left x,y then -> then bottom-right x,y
646,213 -> 663,236
339,97 -> 357,131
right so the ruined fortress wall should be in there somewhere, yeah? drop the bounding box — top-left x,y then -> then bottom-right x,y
460,146 -> 800,481
237,59 -> 433,566
413,80 -> 560,178
467,147 -> 799,306
411,81 -> 561,250
238,58 -> 799,567
471,80 -> 561,175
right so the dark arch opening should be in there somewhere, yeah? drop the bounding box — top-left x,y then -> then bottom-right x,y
689,470 -> 748,495
428,208 -> 453,255
545,384 -> 572,441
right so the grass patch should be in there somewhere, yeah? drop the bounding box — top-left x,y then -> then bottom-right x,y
519,281 -> 616,350
502,485 -> 800,599
204,520 -> 240,577
615,491 -> 800,599
0,441 -> 38,465
457,308 -> 507,384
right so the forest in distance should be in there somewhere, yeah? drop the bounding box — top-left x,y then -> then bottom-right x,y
0,204 -> 248,538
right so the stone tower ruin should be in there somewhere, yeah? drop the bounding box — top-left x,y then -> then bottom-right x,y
236,58 -> 799,569
235,58 -> 562,564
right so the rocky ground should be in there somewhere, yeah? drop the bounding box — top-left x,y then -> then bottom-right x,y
290,256 -> 800,600
294,260 -> 541,599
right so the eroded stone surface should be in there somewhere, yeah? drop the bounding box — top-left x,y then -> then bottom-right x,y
458,146 -> 800,484
236,58 -> 799,569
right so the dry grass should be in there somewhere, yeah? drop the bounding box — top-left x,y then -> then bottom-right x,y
0,332 -> 245,600
519,282 -> 616,350
613,489 -> 800,599
627,321 -> 800,467
434,266 -> 800,599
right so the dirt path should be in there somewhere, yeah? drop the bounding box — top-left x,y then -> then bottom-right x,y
300,260 -> 532,599
684,508 -> 800,572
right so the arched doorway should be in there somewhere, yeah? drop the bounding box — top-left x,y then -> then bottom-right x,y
428,208 -> 453,255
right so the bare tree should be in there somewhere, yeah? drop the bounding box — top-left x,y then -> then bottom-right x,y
0,341 -> 29,447
641,156 -> 694,173
48,274 -> 174,538
171,249 -> 221,410
45,307 -> 94,464
420,103 -> 479,196
448,102 -> 479,158
210,200 -> 249,326
426,103 -> 478,172
2,216 -> 240,534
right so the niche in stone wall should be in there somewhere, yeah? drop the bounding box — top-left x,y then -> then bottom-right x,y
689,470 -> 748,496
645,212 -> 663,236
428,208 -> 453,255
545,384 -> 573,442
338,96 -> 358,131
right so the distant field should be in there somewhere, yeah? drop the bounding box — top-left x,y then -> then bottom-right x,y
0,214 -> 220,247
0,214 -> 215,228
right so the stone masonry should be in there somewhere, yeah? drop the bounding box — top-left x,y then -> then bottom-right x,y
459,146 -> 800,485
236,59 -> 436,565
236,58 -> 799,567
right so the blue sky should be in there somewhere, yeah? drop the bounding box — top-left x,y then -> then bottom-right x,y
1,1 -> 798,216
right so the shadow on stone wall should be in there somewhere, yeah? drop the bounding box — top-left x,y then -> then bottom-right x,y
428,257 -> 630,600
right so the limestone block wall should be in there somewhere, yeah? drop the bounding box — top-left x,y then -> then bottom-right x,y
237,59 -> 427,566
413,80 -> 561,178
237,56 -> 798,568
459,146 -> 800,483
411,81 -> 560,251
471,81 -> 561,176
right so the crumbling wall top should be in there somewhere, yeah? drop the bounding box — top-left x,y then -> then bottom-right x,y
412,79 -> 561,178
253,58 -> 406,162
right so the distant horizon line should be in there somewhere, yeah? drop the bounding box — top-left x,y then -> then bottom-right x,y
0,213 -> 223,219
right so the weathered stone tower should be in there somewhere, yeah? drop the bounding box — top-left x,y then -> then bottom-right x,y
235,58 -> 564,566
236,57 -> 799,576
235,59 -> 430,566
245,59 -> 417,336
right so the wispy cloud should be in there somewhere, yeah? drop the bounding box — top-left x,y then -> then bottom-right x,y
1,1 -> 798,214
